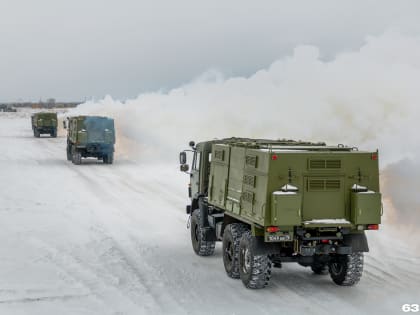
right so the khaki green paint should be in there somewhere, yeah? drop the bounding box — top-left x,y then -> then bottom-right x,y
31,112 -> 57,128
206,140 -> 381,233
351,192 -> 382,224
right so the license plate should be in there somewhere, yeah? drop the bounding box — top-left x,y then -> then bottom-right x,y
268,235 -> 290,241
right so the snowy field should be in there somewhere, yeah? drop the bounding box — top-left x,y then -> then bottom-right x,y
0,111 -> 419,315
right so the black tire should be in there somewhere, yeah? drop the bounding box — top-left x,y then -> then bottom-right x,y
329,252 -> 364,286
103,153 -> 114,164
51,129 -> 57,138
34,129 -> 40,138
239,230 -> 272,289
190,210 -> 215,256
223,223 -> 248,279
66,144 -> 72,161
311,263 -> 329,275
72,150 -> 82,165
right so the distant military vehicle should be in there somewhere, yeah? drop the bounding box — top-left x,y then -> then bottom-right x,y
0,104 -> 17,112
65,116 -> 115,165
180,138 -> 382,289
31,112 -> 57,137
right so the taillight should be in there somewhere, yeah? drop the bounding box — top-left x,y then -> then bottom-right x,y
271,155 -> 278,160
367,224 -> 379,230
266,226 -> 280,233
371,153 -> 378,160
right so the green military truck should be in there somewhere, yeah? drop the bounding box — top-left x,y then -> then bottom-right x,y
65,115 -> 115,165
31,112 -> 57,137
179,138 -> 382,289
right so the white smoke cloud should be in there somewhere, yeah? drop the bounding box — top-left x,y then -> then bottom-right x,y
67,31 -> 420,227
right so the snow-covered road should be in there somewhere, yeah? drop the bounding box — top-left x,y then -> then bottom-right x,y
0,113 -> 419,315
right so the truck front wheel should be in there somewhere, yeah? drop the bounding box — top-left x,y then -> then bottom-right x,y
223,223 -> 248,279
190,210 -> 215,256
329,252 -> 364,286
66,144 -> 72,161
239,230 -> 272,289
34,129 -> 40,138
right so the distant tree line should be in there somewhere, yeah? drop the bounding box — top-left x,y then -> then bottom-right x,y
0,99 -> 82,110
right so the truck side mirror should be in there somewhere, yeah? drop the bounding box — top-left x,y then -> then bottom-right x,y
179,151 -> 187,164
180,164 -> 189,172
63,121 -> 67,129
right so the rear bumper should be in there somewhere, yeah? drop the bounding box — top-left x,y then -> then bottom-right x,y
75,143 -> 114,157
34,126 -> 56,133
300,244 -> 352,256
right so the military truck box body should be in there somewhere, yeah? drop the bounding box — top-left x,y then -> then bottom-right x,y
208,143 -> 381,241
66,115 -> 115,164
181,138 -> 382,288
31,112 -> 57,137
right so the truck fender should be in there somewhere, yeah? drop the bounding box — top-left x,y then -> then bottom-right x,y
198,197 -> 210,227
343,233 -> 369,253
197,197 -> 217,242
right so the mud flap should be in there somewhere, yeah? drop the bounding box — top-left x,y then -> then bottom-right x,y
201,227 -> 217,242
251,236 -> 281,255
343,233 -> 369,252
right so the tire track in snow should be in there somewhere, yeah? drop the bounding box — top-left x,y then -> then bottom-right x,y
28,237 -> 161,314
0,294 -> 91,304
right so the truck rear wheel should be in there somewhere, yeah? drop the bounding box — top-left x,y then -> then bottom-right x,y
223,223 -> 248,279
239,230 -> 272,289
190,210 -> 215,256
103,153 -> 114,164
51,129 -> 57,138
329,252 -> 364,286
72,151 -> 82,165
34,129 -> 40,138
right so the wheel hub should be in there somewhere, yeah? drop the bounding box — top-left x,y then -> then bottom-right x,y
241,247 -> 251,274
194,225 -> 199,242
224,241 -> 233,264
330,261 -> 343,275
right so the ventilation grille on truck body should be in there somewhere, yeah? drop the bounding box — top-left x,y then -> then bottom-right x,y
245,155 -> 258,168
214,149 -> 225,161
242,191 -> 254,203
309,159 -> 341,169
243,174 -> 256,187
308,179 -> 341,191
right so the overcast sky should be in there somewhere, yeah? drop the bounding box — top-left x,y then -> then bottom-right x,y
0,0 -> 419,102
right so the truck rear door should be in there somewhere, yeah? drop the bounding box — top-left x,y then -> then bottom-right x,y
303,176 -> 345,220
